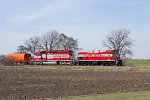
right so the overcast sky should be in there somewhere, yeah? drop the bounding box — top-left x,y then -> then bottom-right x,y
0,0 -> 150,59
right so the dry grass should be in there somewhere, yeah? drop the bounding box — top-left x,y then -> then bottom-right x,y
19,65 -> 150,72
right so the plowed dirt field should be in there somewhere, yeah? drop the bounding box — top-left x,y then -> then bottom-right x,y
0,65 -> 150,99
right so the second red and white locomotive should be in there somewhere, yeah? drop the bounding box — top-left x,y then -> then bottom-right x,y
77,50 -> 122,66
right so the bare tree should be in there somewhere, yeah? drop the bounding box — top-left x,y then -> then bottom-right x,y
25,36 -> 40,54
47,31 -> 60,50
17,45 -> 28,53
103,29 -> 134,58
39,30 -> 61,50
59,33 -> 78,51
38,34 -> 49,51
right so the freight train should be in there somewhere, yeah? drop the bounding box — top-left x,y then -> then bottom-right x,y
7,49 -> 122,66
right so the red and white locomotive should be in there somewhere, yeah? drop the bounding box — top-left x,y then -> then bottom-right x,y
77,50 -> 122,66
31,50 -> 73,65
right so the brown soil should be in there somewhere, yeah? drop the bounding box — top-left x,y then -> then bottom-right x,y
0,66 -> 150,99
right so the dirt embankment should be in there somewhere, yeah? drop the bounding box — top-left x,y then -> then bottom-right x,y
0,66 -> 150,99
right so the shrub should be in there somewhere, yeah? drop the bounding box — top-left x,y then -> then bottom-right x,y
0,55 -> 15,66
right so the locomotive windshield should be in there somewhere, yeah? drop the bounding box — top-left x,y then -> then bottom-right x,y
112,50 -> 120,58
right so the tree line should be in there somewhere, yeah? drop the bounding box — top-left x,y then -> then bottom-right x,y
17,29 -> 134,58
17,30 -> 78,54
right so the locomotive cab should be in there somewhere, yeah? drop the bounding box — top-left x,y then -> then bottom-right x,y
112,50 -> 122,66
